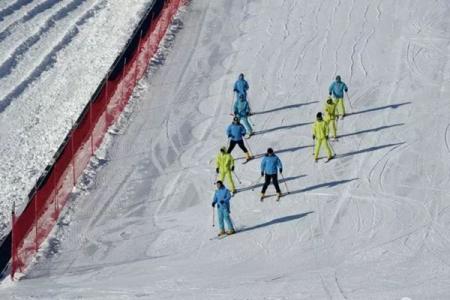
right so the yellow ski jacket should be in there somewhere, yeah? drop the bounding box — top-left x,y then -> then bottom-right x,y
312,120 -> 329,140
216,152 -> 235,172
324,102 -> 337,121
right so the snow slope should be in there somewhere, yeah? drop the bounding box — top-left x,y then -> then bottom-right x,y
2,0 -> 450,298
0,0 -> 156,239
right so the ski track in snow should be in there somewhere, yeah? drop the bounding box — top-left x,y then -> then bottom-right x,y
2,0 -> 450,299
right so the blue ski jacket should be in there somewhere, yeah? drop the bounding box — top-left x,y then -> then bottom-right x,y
261,154 -> 283,175
234,78 -> 249,98
212,186 -> 231,212
227,123 -> 246,141
233,98 -> 250,118
329,81 -> 348,98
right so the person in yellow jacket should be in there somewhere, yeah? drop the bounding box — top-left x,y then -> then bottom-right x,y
312,112 -> 335,162
324,97 -> 337,140
216,146 -> 237,194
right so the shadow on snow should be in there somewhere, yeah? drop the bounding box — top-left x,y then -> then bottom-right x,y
239,174 -> 306,193
338,123 -> 404,138
252,101 -> 319,116
347,102 -> 411,117
238,211 -> 314,234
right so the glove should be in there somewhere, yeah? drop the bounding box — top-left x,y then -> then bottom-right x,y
216,168 -> 219,174
312,135 -> 315,140
231,166 -> 234,171
261,172 -> 264,177
212,202 -> 215,207
279,169 -> 283,174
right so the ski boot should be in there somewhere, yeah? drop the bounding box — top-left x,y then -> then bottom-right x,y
260,193 -> 265,202
218,230 -> 226,237
276,192 -> 282,202
227,229 -> 236,235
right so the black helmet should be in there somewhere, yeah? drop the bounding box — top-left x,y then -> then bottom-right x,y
326,97 -> 333,104
267,148 -> 274,154
239,73 -> 244,79
233,116 -> 240,123
216,180 -> 223,187
316,112 -> 323,120
336,75 -> 341,81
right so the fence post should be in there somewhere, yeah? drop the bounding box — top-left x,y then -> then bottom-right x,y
54,164 -> 59,216
34,189 -> 38,253
11,202 -> 15,280
121,57 -> 127,107
89,100 -> 94,155
71,120 -> 76,186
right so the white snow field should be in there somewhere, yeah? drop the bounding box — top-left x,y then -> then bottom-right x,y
0,0 -> 156,239
2,0 -> 450,299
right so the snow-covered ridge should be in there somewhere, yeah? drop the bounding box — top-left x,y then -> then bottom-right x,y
0,0 -> 156,240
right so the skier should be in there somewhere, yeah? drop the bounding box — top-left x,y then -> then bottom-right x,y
216,146 -> 237,194
233,73 -> 252,115
324,97 -> 337,140
227,116 -> 253,162
328,75 -> 348,119
260,148 -> 283,201
233,94 -> 253,137
212,180 -> 235,236
312,112 -> 335,162
233,73 -> 249,100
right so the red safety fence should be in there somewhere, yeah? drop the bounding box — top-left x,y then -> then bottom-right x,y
10,0 -> 183,279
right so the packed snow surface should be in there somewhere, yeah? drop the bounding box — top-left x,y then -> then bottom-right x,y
0,0 -> 155,239
2,0 -> 450,299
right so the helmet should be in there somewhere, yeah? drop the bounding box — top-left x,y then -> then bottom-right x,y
220,146 -> 227,153
239,73 -> 244,79
336,75 -> 341,81
326,97 -> 333,104
267,148 -> 274,154
316,112 -> 323,119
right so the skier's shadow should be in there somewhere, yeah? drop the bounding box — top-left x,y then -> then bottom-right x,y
254,121 -> 313,136
235,144 -> 313,161
287,178 -> 358,195
338,142 -> 404,158
252,101 -> 318,115
346,102 -> 411,116
338,123 -> 404,138
238,211 -> 314,233
239,174 -> 306,193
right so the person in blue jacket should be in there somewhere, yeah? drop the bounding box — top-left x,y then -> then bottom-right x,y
233,73 -> 252,114
212,180 -> 235,236
227,116 -> 253,161
328,75 -> 348,119
233,94 -> 253,137
233,73 -> 249,100
260,148 -> 283,201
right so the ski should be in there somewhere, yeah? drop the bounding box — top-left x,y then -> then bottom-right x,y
209,230 -> 239,241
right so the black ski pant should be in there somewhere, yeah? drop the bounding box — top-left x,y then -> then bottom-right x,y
261,174 -> 281,193
227,139 -> 248,154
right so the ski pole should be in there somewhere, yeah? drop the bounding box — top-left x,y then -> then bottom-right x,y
280,173 -> 290,194
346,92 -> 353,113
244,138 -> 254,156
212,207 -> 215,227
232,170 -> 242,184
251,175 -> 263,191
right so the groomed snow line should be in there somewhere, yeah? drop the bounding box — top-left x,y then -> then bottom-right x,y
0,0 -> 184,280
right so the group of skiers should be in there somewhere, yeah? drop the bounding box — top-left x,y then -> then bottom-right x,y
212,74 -> 349,237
